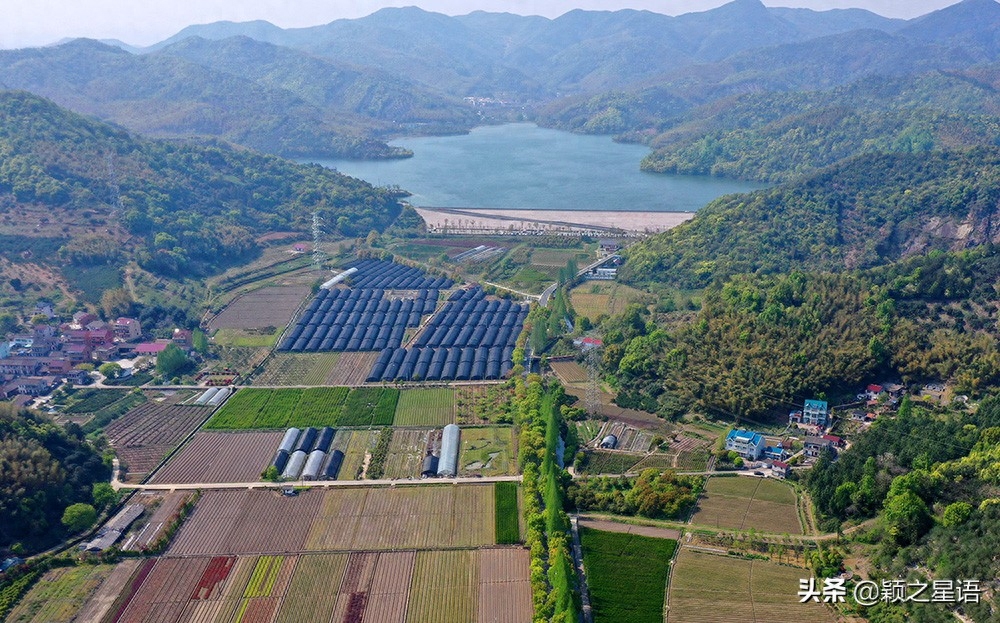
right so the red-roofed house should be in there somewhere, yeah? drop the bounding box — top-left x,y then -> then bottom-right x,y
135,342 -> 169,355
172,329 -> 193,350
573,336 -> 603,352
771,460 -> 790,479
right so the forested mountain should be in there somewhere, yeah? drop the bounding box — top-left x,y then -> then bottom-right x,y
0,91 -> 403,279
144,1 -> 905,99
606,247 -> 1000,420
621,148 -> 1000,289
0,402 -> 108,552
0,39 -> 412,160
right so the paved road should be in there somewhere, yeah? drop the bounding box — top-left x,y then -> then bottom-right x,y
112,474 -> 523,491
539,254 -> 620,308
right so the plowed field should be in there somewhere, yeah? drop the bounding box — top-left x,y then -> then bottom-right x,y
150,431 -> 283,484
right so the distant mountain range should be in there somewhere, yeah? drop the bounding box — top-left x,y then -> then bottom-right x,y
0,0 -> 997,161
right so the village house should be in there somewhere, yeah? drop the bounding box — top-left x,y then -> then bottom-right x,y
789,398 -> 829,428
770,460 -> 791,479
172,328 -> 193,350
725,429 -> 766,460
804,436 -> 836,458
597,239 -> 621,257
113,317 -> 142,342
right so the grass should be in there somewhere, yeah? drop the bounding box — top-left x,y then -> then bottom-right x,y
394,388 -> 455,426
570,282 -> 651,321
580,527 -> 676,623
494,482 -> 520,544
206,387 -> 396,429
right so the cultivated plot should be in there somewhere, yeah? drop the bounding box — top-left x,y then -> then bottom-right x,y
5,564 -> 116,623
208,286 -> 310,331
168,484 -> 497,556
581,527 -> 676,623
460,426 -> 515,476
105,402 -> 212,482
667,548 -> 836,623
690,477 -> 802,535
149,431 -> 284,484
251,352 -> 343,386
394,388 -> 456,426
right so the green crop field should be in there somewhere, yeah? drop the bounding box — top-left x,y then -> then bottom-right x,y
578,450 -> 644,475
341,387 -> 399,426
206,387 -> 397,429
494,482 -> 520,544
394,388 -> 455,426
581,528 -> 676,623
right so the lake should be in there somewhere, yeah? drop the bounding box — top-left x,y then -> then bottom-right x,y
312,124 -> 761,212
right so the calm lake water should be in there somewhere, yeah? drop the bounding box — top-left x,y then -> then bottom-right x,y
313,124 -> 761,212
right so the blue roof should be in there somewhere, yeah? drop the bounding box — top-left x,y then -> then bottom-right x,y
727,429 -> 765,444
804,399 -> 828,410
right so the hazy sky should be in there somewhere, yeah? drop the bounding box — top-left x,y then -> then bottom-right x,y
1,0 -> 964,49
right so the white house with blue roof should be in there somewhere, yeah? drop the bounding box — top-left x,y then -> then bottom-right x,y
725,429 -> 766,460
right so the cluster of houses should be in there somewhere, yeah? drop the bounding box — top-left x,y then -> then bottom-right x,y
1,302 -> 194,402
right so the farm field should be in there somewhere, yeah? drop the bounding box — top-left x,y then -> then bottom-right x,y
394,388 -> 456,426
455,384 -> 516,425
4,564 -> 116,623
333,429 -> 378,480
494,482 -> 520,544
667,548 -> 836,623
205,387 -> 394,429
580,527 -> 676,623
166,484 -> 499,556
252,352 -> 341,385
691,477 -> 802,535
208,285 -> 310,331
383,428 -> 435,479
325,351 -> 381,385
75,548 -> 529,623
570,282 -> 651,321
105,401 -> 212,482
460,426 -> 515,476
149,431 -> 284,484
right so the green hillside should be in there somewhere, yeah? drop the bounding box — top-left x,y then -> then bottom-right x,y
0,90 -> 403,281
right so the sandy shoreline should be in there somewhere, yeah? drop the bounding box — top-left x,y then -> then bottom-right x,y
415,207 -> 694,235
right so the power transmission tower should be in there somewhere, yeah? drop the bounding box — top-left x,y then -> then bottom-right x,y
585,345 -> 602,416
312,211 -> 324,269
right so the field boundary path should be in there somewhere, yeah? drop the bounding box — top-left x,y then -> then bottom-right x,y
113,474 -> 522,491
569,515 -> 594,623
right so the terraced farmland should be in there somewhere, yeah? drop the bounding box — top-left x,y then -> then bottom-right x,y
105,402 -> 212,482
667,548 -> 836,623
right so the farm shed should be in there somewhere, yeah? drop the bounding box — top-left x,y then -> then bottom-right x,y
282,450 -> 307,479
194,387 -> 219,405
323,449 -> 345,480
207,387 -> 230,407
271,449 -> 290,474
600,435 -> 618,449
315,427 -> 335,453
295,427 -> 318,453
302,449 -> 326,480
278,428 -> 301,454
437,424 -> 460,477
421,452 -> 439,477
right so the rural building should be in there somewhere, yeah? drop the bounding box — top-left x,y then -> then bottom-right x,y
172,329 -> 193,350
437,424 -> 460,477
80,504 -> 144,552
770,460 -> 791,478
764,446 -> 787,461
790,399 -> 829,427
573,336 -> 603,352
421,452 -> 439,477
724,429 -> 766,460
134,341 -> 170,356
113,317 -> 142,342
804,436 -> 835,458
598,239 -> 621,256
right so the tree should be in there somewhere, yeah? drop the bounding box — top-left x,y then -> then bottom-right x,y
942,501 -> 973,527
261,465 -> 280,482
61,503 -> 97,533
100,288 -> 133,319
92,482 -> 118,510
156,343 -> 189,378
192,329 -> 209,355
98,362 -> 122,380
882,490 -> 931,545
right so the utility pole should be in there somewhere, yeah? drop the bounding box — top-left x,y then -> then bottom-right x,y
312,211 -> 323,269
